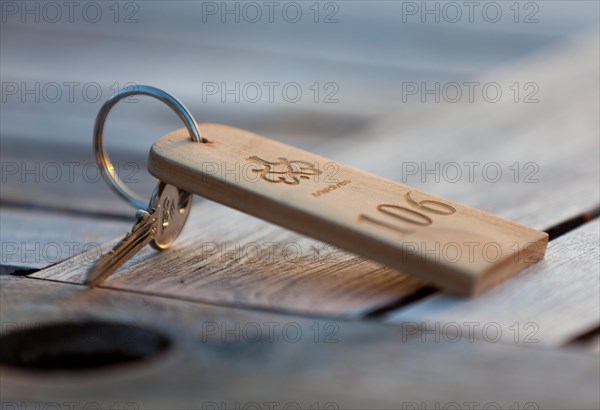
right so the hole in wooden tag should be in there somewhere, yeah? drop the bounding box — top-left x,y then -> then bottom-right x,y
0,321 -> 171,371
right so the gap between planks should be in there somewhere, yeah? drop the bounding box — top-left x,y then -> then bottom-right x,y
1,274 -> 599,410
383,218 -> 600,348
27,214 -> 600,350
5,33 -> 600,338
364,207 -> 600,318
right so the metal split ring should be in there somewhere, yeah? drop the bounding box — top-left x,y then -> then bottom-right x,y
93,85 -> 205,209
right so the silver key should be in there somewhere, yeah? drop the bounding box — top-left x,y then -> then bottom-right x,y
85,182 -> 192,286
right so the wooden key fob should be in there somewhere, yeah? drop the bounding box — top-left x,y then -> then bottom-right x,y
148,124 -> 548,295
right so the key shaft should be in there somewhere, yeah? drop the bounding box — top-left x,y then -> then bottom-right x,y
85,211 -> 156,287
85,182 -> 192,287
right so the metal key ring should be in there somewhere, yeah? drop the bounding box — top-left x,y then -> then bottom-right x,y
94,85 -> 205,209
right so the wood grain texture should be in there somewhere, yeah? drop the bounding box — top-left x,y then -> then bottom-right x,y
4,1 -> 588,149
386,219 -> 600,347
1,7 -> 599,407
32,200 -> 427,318
334,34 -> 600,231
2,275 -> 599,410
148,124 -> 547,295
1,24 -> 597,222
2,34 -> 597,226
6,29 -> 599,319
0,135 -> 157,217
27,37 -> 597,313
0,206 -> 130,274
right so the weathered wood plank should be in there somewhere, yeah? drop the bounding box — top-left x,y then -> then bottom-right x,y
1,275 -> 599,410
5,26 -> 598,319
385,219 -> 600,347
3,3 -> 596,215
0,106 -> 366,217
30,35 -> 600,318
4,32 -> 597,224
0,130 -> 168,217
0,206 -> 130,274
4,0 -> 586,148
333,34 -> 600,231
32,200 -> 426,318
3,30 -> 598,222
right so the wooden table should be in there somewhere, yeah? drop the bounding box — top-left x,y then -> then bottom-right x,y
1,3 -> 599,409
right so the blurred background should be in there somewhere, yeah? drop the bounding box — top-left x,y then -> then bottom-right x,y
1,5 -> 600,406
1,1 -> 599,219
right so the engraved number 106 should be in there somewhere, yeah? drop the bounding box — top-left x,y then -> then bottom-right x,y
359,191 -> 456,235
